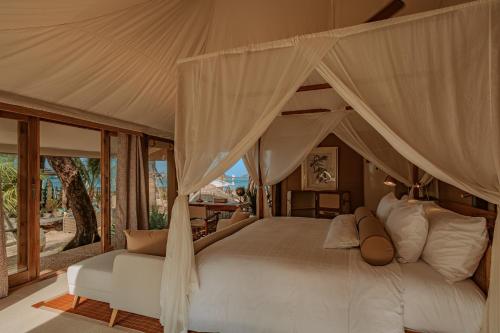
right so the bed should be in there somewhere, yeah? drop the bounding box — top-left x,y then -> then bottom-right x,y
188,216 -> 487,333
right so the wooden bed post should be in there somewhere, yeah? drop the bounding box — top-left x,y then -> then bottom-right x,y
257,139 -> 264,219
412,165 -> 419,199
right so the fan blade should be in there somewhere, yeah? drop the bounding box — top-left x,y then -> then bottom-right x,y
366,0 -> 405,22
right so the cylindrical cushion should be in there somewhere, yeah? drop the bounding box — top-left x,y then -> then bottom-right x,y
358,216 -> 394,266
354,206 -> 374,224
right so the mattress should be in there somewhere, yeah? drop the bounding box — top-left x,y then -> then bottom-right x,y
402,260 -> 485,333
189,217 -> 404,333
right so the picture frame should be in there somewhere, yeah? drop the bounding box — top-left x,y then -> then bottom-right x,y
301,147 -> 338,191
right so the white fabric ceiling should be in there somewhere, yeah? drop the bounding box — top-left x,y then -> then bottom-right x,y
0,0 -> 472,138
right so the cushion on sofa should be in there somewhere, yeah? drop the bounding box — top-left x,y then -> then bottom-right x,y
124,229 -> 168,256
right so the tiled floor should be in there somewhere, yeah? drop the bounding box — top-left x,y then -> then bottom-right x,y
0,274 -> 130,333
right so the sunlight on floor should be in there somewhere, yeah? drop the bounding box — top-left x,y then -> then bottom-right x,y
0,274 -> 127,333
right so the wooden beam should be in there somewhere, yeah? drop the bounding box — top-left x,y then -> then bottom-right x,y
16,121 -> 29,273
166,145 -> 177,226
282,108 -> 330,116
257,139 -> 264,219
100,130 -> 111,252
412,165 -> 419,199
296,83 -> 331,92
27,117 -> 40,280
0,102 -> 143,136
282,106 -> 352,116
366,0 -> 405,22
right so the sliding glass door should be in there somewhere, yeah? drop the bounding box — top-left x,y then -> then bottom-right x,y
0,114 -> 31,286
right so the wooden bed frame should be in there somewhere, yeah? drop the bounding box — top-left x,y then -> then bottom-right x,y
405,200 -> 495,333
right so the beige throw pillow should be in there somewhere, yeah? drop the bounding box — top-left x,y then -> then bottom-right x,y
124,229 -> 169,257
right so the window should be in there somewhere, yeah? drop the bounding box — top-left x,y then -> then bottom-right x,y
148,139 -> 170,229
0,117 -> 28,276
39,122 -> 101,274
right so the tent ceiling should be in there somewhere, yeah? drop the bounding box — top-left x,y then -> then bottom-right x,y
0,0 -> 473,138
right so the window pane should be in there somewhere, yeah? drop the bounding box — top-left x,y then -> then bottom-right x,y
39,122 -> 101,274
0,118 -> 28,276
148,140 -> 169,230
110,135 -> 118,245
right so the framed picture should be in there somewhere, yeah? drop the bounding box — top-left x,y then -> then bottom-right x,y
301,147 -> 338,191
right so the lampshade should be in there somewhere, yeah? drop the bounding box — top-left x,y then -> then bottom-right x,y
384,176 -> 397,187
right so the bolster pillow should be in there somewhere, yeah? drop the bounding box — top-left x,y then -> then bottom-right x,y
354,206 -> 374,224
357,215 -> 395,266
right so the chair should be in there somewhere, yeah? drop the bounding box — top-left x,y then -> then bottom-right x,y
189,205 -> 219,240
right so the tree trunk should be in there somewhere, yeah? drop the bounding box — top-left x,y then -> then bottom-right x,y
47,157 -> 100,250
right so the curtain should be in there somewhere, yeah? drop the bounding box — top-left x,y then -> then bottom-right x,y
161,36 -> 336,333
332,112 -> 413,186
315,1 -> 499,331
114,133 -> 149,249
243,144 -> 259,184
0,176 -> 8,298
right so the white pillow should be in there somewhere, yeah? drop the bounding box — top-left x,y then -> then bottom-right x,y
323,214 -> 359,249
422,205 -> 489,282
385,203 -> 428,263
376,192 -> 400,224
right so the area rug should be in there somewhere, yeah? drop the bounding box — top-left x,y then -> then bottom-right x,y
33,293 -> 164,333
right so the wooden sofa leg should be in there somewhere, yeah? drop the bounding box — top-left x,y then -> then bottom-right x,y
72,295 -> 80,309
109,309 -> 119,327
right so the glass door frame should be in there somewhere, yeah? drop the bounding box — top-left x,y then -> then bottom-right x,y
0,111 -> 39,287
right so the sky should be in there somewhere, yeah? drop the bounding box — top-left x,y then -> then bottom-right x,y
226,159 -> 248,177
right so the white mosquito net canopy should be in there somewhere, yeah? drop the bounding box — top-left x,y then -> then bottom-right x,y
164,1 -> 500,333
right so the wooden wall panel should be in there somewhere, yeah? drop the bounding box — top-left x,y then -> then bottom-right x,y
166,144 -> 177,225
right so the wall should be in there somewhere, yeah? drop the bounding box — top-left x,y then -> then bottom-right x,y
277,133 -> 364,215
363,161 -> 394,211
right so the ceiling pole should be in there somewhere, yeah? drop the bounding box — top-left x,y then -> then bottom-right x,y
257,138 -> 264,219
296,83 -> 332,92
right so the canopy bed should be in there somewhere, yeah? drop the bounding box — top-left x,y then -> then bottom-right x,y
68,199 -> 492,332
160,1 -> 499,333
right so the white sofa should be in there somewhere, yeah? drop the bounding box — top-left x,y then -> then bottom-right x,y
111,252 -> 164,319
67,249 -> 126,304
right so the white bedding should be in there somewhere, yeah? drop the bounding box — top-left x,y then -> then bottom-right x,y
189,217 -> 485,333
402,261 -> 485,333
189,217 -> 404,333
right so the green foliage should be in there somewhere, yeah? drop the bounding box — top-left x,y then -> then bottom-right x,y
0,155 -> 18,217
245,185 -> 257,214
149,205 -> 168,230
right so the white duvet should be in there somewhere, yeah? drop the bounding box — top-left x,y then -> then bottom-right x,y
189,217 -> 404,333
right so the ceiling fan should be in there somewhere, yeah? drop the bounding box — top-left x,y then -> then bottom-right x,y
366,0 -> 406,22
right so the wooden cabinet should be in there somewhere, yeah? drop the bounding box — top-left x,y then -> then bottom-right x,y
287,190 -> 351,218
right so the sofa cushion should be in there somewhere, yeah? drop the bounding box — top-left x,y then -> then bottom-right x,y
124,229 -> 168,257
